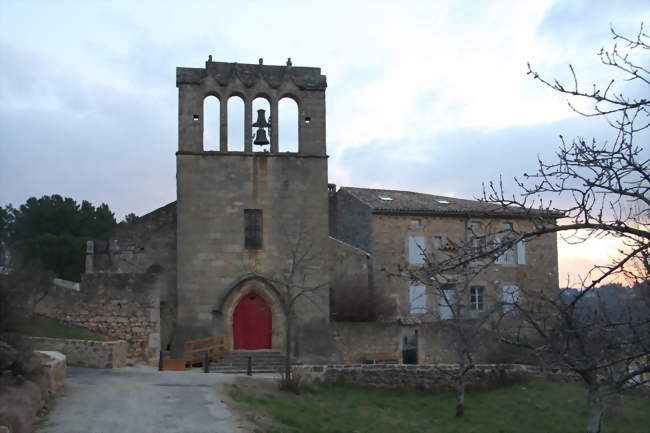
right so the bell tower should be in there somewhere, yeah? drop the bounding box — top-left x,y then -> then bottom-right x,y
174,58 -> 333,362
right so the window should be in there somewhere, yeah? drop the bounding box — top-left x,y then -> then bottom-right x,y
470,286 -> 484,312
432,235 -> 444,249
410,218 -> 422,228
409,284 -> 426,315
438,283 -> 456,320
501,284 -> 520,311
244,209 -> 262,249
494,238 -> 526,265
408,235 -> 426,264
378,195 -> 393,201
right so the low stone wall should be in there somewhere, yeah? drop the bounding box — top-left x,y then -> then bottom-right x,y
7,335 -> 128,369
36,272 -> 160,365
296,364 -> 577,391
0,351 -> 66,433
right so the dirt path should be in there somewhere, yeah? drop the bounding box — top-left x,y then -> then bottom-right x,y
35,366 -> 251,433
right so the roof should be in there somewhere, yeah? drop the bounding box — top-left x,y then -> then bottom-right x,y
339,187 -> 558,218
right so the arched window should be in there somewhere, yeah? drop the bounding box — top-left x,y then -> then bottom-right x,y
203,95 -> 220,151
252,97 -> 271,153
228,96 -> 245,151
278,97 -> 298,152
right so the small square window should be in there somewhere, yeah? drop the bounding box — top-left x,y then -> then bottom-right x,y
410,219 -> 422,228
304,117 -> 311,124
193,114 -> 200,121
432,235 -> 444,249
378,195 -> 393,201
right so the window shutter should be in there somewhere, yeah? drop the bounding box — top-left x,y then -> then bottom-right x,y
409,284 -> 426,315
516,240 -> 526,264
408,236 -> 426,264
438,289 -> 455,320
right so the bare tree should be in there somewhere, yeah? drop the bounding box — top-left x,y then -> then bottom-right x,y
256,217 -> 330,386
390,221 -> 508,418
482,24 -> 650,433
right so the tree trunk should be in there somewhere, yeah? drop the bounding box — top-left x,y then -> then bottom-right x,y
586,388 -> 604,433
284,315 -> 292,382
455,376 -> 465,418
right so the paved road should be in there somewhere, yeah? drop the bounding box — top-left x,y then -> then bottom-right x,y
36,366 -> 248,433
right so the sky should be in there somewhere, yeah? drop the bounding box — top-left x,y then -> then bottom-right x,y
1,0 -> 648,285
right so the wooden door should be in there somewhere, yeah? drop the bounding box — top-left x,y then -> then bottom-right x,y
233,293 -> 272,350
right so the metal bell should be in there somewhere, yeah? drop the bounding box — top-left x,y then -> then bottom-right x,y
253,128 -> 270,145
252,109 -> 270,128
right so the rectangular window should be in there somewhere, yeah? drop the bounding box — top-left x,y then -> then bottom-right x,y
438,283 -> 456,320
516,240 -> 526,264
410,218 -> 422,228
244,209 -> 262,249
408,235 -> 426,264
502,284 -> 520,312
409,284 -> 427,315
432,235 -> 444,250
470,286 -> 484,312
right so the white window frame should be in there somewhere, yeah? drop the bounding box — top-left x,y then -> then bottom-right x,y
432,234 -> 445,250
470,286 -> 485,312
409,284 -> 427,315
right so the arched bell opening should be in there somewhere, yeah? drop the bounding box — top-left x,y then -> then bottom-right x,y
228,95 -> 245,151
202,95 -> 220,151
252,97 -> 271,153
278,97 -> 299,153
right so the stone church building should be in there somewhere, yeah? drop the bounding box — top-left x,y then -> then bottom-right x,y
86,58 -> 559,365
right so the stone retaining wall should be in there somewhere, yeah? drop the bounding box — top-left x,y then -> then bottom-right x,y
5,335 -> 127,369
296,364 -> 578,391
36,272 -> 160,365
0,351 -> 66,433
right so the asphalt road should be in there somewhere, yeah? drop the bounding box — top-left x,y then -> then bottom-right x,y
35,366 -> 248,433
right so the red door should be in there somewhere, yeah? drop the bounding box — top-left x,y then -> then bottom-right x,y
233,293 -> 272,349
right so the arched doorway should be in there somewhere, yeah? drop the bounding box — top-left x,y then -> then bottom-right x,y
233,293 -> 272,349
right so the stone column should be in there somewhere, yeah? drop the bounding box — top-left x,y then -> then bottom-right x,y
244,98 -> 252,152
220,97 -> 228,151
85,240 -> 94,273
270,98 -> 279,153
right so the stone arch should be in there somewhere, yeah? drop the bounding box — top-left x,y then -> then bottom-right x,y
216,274 -> 286,352
227,95 -> 245,151
202,95 -> 220,151
278,97 -> 299,152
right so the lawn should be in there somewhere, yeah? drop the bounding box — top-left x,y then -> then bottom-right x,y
233,380 -> 650,433
8,314 -> 114,341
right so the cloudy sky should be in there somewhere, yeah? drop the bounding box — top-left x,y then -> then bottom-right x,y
1,0 -> 648,284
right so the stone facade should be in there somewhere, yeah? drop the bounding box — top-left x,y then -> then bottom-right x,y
76,58 -> 560,366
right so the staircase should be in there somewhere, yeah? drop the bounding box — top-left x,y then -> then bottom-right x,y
209,350 -> 297,374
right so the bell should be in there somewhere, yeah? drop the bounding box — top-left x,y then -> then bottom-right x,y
252,109 -> 270,128
253,128 -> 270,145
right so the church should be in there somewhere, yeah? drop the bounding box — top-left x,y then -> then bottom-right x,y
85,58 -> 559,365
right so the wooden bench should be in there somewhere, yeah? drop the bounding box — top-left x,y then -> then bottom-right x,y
183,334 -> 229,369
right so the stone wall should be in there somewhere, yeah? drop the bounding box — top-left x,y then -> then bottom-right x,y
89,201 -> 177,350
296,363 -> 578,391
35,273 -> 160,365
0,351 -> 66,433
4,335 -> 127,369
332,321 -> 531,365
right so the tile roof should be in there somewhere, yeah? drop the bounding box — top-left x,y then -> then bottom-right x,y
340,187 -> 557,218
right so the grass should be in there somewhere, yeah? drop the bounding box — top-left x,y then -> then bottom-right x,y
9,314 -> 115,341
234,380 -> 650,433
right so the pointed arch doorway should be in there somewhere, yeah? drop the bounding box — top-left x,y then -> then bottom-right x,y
233,293 -> 272,349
